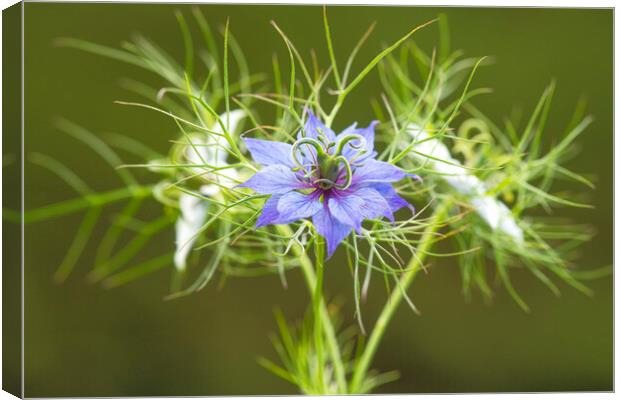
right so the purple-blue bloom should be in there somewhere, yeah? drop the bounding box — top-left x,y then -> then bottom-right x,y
239,110 -> 413,257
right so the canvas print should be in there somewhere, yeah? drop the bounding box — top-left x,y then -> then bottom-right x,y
2,3 -> 613,397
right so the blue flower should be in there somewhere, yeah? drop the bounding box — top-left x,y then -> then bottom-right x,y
240,110 -> 413,257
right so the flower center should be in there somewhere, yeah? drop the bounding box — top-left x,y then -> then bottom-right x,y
291,133 -> 366,191
315,154 -> 350,190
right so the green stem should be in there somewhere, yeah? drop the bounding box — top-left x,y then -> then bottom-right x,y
53,206 -> 102,283
349,200 -> 452,393
19,185 -> 153,224
88,215 -> 173,281
323,6 -> 342,89
276,225 -> 347,393
313,236 -> 326,392
94,197 -> 144,266
325,94 -> 344,128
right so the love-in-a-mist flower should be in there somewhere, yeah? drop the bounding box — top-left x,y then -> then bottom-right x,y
174,110 -> 245,271
239,110 -> 413,257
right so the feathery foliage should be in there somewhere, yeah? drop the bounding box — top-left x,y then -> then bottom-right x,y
4,8 -> 607,395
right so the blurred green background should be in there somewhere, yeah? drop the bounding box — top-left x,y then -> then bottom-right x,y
17,4 -> 612,396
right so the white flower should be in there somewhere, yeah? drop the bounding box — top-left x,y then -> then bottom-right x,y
408,124 -> 524,244
174,110 -> 245,271
174,190 -> 210,271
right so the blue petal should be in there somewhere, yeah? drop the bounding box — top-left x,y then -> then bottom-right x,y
256,191 -> 323,229
299,109 -> 336,142
356,186 -> 394,222
313,205 -> 352,258
328,186 -> 393,232
370,183 -> 413,214
256,195 -> 284,227
352,159 -> 409,184
238,165 -> 306,194
244,138 -> 295,168
277,190 -> 323,221
327,192 -> 366,232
